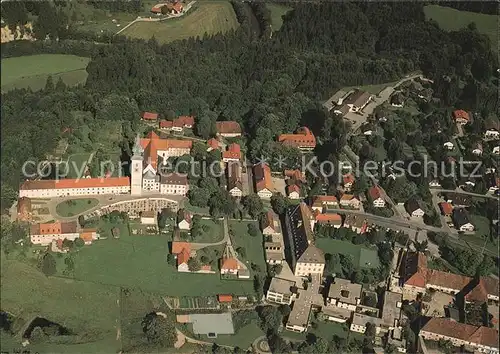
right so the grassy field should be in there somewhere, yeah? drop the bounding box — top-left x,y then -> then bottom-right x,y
228,220 -> 267,273
203,320 -> 264,348
195,219 -> 224,243
266,3 -> 292,31
55,198 -> 99,217
316,238 -> 380,269
61,221 -> 254,296
1,54 -> 90,92
121,1 -> 239,44
424,5 -> 498,53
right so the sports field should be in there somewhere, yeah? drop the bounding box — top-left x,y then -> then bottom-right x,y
1,54 -> 90,92
316,238 -> 380,269
424,5 -> 498,53
121,2 -> 239,44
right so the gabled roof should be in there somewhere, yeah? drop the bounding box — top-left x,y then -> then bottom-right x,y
254,163 -> 273,192
284,169 -> 306,182
343,173 -> 355,185
207,138 -> 220,150
218,294 -> 233,303
314,212 -> 342,224
222,143 -> 241,160
220,257 -> 240,270
20,177 -> 130,190
177,248 -> 190,266
312,195 -> 338,206
278,127 -> 316,148
286,184 -> 300,195
452,208 -> 472,227
344,90 -> 372,108
367,186 -> 382,200
142,112 -> 158,120
177,209 -> 192,225
340,194 -> 358,202
172,241 -> 191,255
405,198 -> 424,214
227,162 -> 242,191
439,202 -> 453,215
297,244 -> 325,264
159,120 -> 173,129
452,110 -> 470,122
261,210 -> 280,233
31,221 -> 78,235
216,121 -> 241,134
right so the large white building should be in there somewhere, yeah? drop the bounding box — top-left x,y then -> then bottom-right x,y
30,221 -> 98,246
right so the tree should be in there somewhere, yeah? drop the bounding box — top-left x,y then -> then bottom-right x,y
278,304 -> 291,317
78,215 -> 86,228
62,238 -> 74,250
187,258 -> 201,272
247,223 -> 260,237
365,322 -> 376,339
270,193 -> 288,215
141,312 -> 176,347
236,246 -> 246,258
39,253 -> 57,276
257,305 -> 282,334
30,326 -> 47,343
242,194 -> 264,219
74,237 -> 85,248
44,75 -> 54,91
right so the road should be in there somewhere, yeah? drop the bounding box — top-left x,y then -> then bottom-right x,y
431,188 -> 499,200
246,159 -> 255,195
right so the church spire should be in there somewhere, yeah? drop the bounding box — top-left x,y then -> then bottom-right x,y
132,133 -> 143,156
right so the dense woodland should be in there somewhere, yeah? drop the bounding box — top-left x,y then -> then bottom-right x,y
1,1 -> 499,210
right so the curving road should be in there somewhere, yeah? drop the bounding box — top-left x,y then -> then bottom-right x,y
431,188 -> 499,200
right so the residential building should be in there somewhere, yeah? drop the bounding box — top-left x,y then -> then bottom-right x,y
314,212 -> 342,228
368,186 -> 385,208
220,257 -> 241,275
405,199 -> 425,217
443,141 -> 454,150
311,195 -> 339,212
420,318 -> 499,354
79,228 -> 99,245
30,221 -> 78,245
261,210 -> 285,264
226,162 -> 243,197
140,211 -> 156,225
159,173 -> 188,196
339,194 -> 361,209
294,244 -> 325,277
17,197 -> 32,222
439,202 -> 453,216
334,90 -> 373,115
493,146 -> 500,155
472,142 -> 483,156
485,173 -> 500,194
266,277 -> 296,305
484,119 -> 499,140
343,173 -> 355,192
254,162 -> 273,199
390,92 -> 404,107
327,278 -> 362,311
452,110 -> 470,125
207,138 -> 220,151
159,115 -> 194,132
428,179 -> 442,188
343,214 -> 369,234
284,169 -> 306,183
323,90 -> 347,111
452,208 -> 475,232
141,111 -> 158,121
278,127 -> 316,150
172,241 -> 192,272
445,193 -> 472,207
177,209 -> 192,230
222,143 -> 241,163
216,121 -> 242,137
286,184 -> 301,199
19,177 -> 131,198
218,294 -> 233,303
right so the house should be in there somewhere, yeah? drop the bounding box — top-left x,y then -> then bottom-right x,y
286,184 -> 301,199
140,211 -> 156,225
335,90 -> 373,115
311,195 -> 339,212
177,209 -> 192,230
452,110 -> 470,125
314,212 -> 342,228
439,202 -> 453,216
216,121 -> 242,138
294,244 -> 325,277
165,2 -> 183,14
141,112 -> 158,121
339,194 -> 361,209
278,127 -> 316,150
483,118 -> 499,140
261,210 -> 285,264
452,208 -> 475,232
151,4 -> 163,13
220,257 -> 241,275
159,120 -> 173,130
17,197 -> 32,222
169,115 -> 194,132
327,278 -> 362,311
485,173 -> 500,194
428,179 -> 442,188
343,173 -> 355,192
443,141 -> 454,150
172,241 -> 192,272
266,277 -> 296,305
30,221 -> 79,245
419,318 -> 498,353
472,142 -> 483,156
217,294 -> 233,303
226,162 -> 243,197
159,173 -> 189,196
284,169 -> 306,183
343,214 -> 369,234
444,193 -> 472,207
390,92 -> 404,107
323,90 -> 347,111
367,186 -> 385,208
79,229 -> 99,245
405,199 -> 425,217
254,163 -> 273,199
207,138 -> 220,151
261,210 -> 281,236
222,143 -> 241,163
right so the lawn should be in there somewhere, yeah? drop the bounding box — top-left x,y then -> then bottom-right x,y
194,219 -> 224,243
55,198 -> 99,217
184,201 -> 211,215
459,214 -> 497,254
203,321 -> 264,348
1,54 -> 90,92
0,256 -> 120,340
316,238 -> 380,269
424,5 -> 498,53
228,220 -> 267,273
266,3 -> 292,31
121,1 -> 239,44
62,221 -> 254,296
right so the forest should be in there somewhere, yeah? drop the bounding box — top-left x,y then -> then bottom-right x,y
1,1 -> 498,210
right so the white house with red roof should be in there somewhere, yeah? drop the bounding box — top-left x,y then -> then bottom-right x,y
177,209 -> 192,231
286,184 -> 301,200
222,143 -> 241,163
367,186 -> 385,208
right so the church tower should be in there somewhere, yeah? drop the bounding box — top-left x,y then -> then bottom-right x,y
130,134 -> 143,196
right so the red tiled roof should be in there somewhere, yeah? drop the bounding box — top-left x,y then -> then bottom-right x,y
31,221 -> 78,235
218,294 -> 233,303
142,112 -> 158,120
343,173 -> 355,185
175,115 -> 194,127
466,280 -> 489,303
216,121 -> 241,134
79,230 -> 95,243
166,2 -> 183,12
468,325 -> 499,348
223,143 -> 241,160
140,134 -> 192,169
254,163 -> 273,192
313,195 -> 338,204
284,169 -> 306,182
314,212 -> 342,224
427,270 -> 471,292
172,241 -> 191,255
439,202 -> 453,215
159,120 -> 173,129
207,138 -> 220,150
177,248 -> 190,266
368,186 -> 381,200
220,257 -> 239,270
452,110 -> 470,122
151,5 -> 163,13
286,184 -> 300,195
21,177 -> 129,190
480,276 -> 499,298
278,127 -> 316,148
